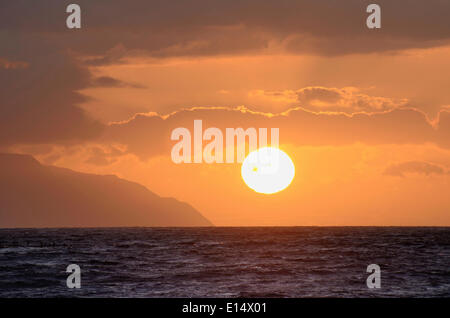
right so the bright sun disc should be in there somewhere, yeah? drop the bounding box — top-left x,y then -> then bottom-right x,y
241,147 -> 295,194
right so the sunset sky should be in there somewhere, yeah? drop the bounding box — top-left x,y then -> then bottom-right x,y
2,0 -> 450,226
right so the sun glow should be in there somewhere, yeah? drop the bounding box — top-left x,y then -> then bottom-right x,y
241,147 -> 295,194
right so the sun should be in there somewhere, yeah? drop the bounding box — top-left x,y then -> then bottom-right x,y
241,147 -> 295,194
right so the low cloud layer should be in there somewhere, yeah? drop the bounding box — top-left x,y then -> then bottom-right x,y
249,87 -> 409,113
99,106 -> 450,160
384,161 -> 448,177
91,76 -> 147,89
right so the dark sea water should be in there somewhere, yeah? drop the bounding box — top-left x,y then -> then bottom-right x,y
0,227 -> 449,298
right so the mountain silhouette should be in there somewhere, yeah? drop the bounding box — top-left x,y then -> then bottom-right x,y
0,153 -> 212,228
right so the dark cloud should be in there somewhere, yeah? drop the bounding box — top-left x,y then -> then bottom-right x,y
253,86 -> 409,113
91,76 -> 147,89
1,1 -> 450,148
0,57 -> 29,70
0,49 -> 103,147
1,0 -> 450,63
297,87 -> 342,104
384,161 -> 447,177
0,6 -> 105,147
84,145 -> 125,166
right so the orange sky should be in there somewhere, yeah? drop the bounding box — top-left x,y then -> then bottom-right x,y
2,1 -> 450,225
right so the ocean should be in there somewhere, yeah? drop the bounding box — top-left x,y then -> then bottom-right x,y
0,227 -> 449,297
